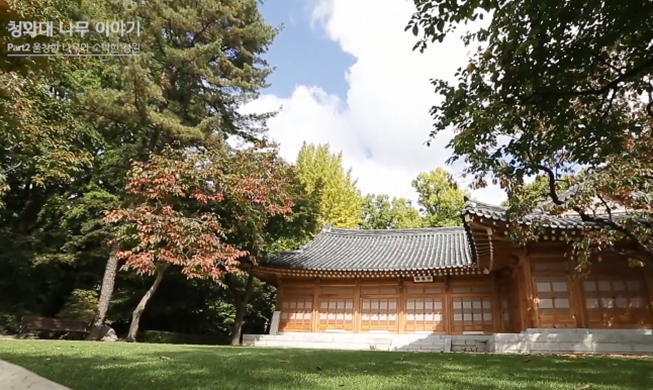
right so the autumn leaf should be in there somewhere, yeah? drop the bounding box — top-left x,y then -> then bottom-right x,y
522,359 -> 531,363
106,145 -> 295,282
577,384 -> 592,390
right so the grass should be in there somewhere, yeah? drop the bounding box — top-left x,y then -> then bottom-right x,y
0,340 -> 652,390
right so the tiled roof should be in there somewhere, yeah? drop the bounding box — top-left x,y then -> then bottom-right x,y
462,198 -> 629,229
264,225 -> 475,272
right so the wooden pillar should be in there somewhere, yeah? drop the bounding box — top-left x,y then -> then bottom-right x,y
514,248 -> 538,329
275,278 -> 283,310
644,268 -> 653,322
510,259 -> 525,331
311,278 -> 320,332
568,259 -> 587,328
353,279 -> 361,333
522,255 -> 540,328
398,277 -> 405,334
491,275 -> 502,333
444,275 -> 452,334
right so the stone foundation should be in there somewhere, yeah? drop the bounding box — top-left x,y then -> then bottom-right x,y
490,328 -> 653,354
244,328 -> 653,354
243,332 -> 490,352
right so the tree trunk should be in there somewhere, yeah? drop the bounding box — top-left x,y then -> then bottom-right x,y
89,130 -> 163,340
229,268 -> 255,345
125,265 -> 168,342
87,246 -> 120,340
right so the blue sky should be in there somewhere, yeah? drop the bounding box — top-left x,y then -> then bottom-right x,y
248,0 -> 508,206
259,0 -> 354,101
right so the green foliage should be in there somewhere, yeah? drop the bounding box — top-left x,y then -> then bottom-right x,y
296,143 -> 363,229
265,168 -> 321,255
0,0 -> 287,341
407,0 -> 653,266
501,175 -> 573,207
360,194 -> 423,229
57,289 -> 99,323
412,168 -> 467,227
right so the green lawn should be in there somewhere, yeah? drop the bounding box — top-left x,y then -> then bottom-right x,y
0,340 -> 652,390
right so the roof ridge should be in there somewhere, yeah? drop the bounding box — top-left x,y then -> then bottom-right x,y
463,199 -> 508,211
328,226 -> 466,236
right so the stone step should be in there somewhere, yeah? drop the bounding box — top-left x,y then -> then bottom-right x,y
243,332 -> 492,353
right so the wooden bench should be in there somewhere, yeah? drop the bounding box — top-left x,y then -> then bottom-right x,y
19,316 -> 90,336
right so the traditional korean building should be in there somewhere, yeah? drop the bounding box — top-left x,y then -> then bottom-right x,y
248,198 -> 653,353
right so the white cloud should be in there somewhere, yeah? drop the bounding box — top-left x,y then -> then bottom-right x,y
247,0 -> 507,206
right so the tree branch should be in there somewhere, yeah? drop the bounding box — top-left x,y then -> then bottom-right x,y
604,247 -> 653,269
596,194 -> 612,220
521,56 -> 653,104
533,165 -> 653,266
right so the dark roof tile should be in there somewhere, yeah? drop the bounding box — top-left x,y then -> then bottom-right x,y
265,225 -> 474,272
462,199 -> 630,229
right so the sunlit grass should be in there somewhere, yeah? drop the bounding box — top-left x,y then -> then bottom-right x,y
1,339 -> 652,390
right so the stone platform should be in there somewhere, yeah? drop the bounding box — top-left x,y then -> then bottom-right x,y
491,328 -> 653,354
243,332 -> 491,352
244,328 -> 653,354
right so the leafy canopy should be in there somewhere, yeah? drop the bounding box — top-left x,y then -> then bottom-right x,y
106,142 -> 295,281
412,168 -> 467,227
295,143 -> 363,229
360,194 -> 423,229
407,0 -> 653,267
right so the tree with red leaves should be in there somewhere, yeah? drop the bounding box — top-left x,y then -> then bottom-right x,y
105,141 -> 294,342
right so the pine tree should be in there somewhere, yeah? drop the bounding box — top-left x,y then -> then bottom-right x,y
85,0 -> 279,338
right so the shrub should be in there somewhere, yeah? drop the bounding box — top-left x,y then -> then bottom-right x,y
57,289 -> 99,323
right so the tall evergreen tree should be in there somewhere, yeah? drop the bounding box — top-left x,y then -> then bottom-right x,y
295,143 -> 363,229
84,0 -> 279,337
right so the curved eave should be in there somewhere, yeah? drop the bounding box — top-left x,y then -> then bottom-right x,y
461,207 -> 592,271
255,264 -> 486,279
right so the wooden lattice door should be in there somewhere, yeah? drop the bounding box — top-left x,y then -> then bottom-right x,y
317,287 -> 354,331
359,286 -> 399,332
403,285 -> 445,333
582,274 -> 652,328
450,284 -> 494,334
278,287 -> 314,332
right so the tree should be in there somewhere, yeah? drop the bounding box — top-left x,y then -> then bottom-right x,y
85,0 -> 278,336
500,175 -> 573,207
412,168 -> 467,227
360,194 -> 423,229
295,143 -> 363,229
225,158 -> 321,345
106,142 -> 294,342
0,0 -> 112,332
406,0 -> 653,268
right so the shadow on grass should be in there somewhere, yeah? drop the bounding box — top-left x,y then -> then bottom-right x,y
0,341 -> 652,390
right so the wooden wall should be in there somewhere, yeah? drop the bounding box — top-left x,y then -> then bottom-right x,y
524,244 -> 653,330
275,275 -> 505,334
272,245 -> 653,334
